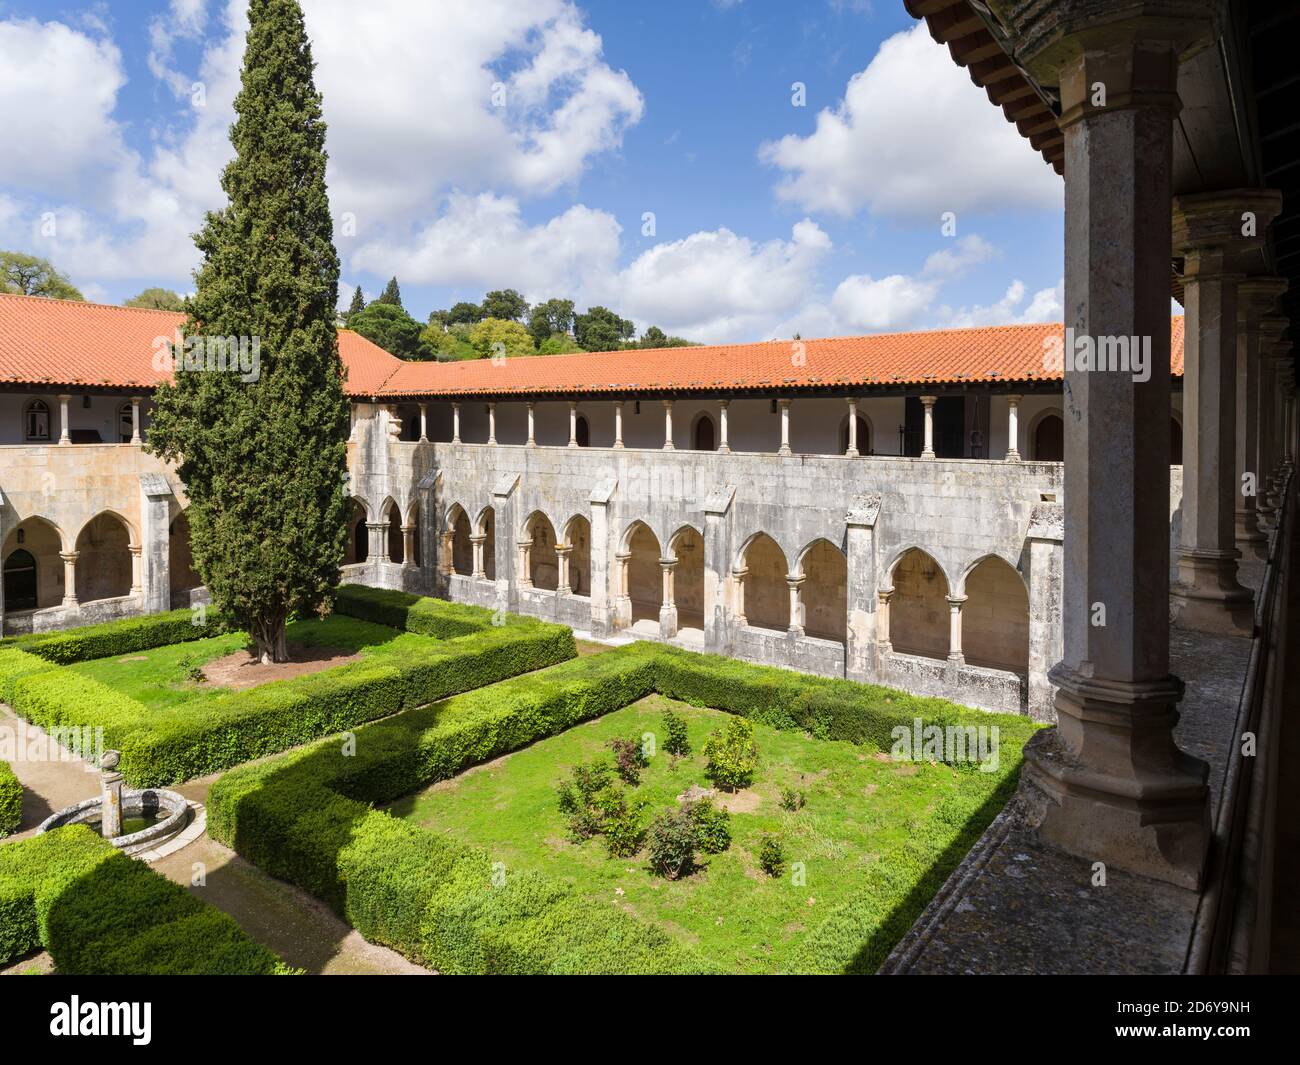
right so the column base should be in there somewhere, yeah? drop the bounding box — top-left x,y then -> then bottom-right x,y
1019,668 -> 1210,890
659,604 -> 678,640
1170,550 -> 1255,636
1005,449 -> 1021,462
921,449 -> 935,460
717,445 -> 731,454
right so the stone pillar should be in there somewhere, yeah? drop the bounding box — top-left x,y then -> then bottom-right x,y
129,544 -> 143,596
130,396 -> 142,445
526,401 -> 536,446
659,557 -> 678,638
786,575 -> 805,637
440,532 -> 455,576
100,752 -> 123,839
568,401 -> 579,447
845,397 -> 859,456
920,395 -> 936,459
1235,279 -> 1287,557
517,539 -> 533,590
451,403 -> 460,444
487,402 -> 497,445
1026,504 -> 1065,722
1010,9 -> 1220,890
876,589 -> 893,656
470,533 -> 486,579
614,551 -> 632,628
60,551 -> 79,607
367,522 -> 389,563
419,403 -> 428,442
613,401 -> 625,448
1005,395 -> 1021,461
844,494 -> 881,683
401,524 -> 417,567
58,394 -> 71,445
702,484 -> 735,655
1170,190 -> 1280,636
946,595 -> 965,665
556,544 -> 572,595
662,400 -> 675,450
731,567 -> 748,627
718,400 -> 731,453
778,399 -> 792,456
589,482 -> 615,637
139,474 -> 173,614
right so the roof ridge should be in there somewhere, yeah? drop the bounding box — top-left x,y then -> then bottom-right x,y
0,291 -> 188,317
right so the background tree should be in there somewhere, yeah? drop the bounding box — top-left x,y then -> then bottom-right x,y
342,285 -> 364,322
575,305 -> 635,351
421,321 -> 476,361
469,317 -> 536,359
145,0 -> 350,664
636,325 -> 696,349
376,276 -> 403,308
348,301 -> 432,360
0,251 -> 84,300
124,287 -> 185,311
426,308 -> 450,328
446,300 -> 483,325
527,297 -> 575,347
480,288 -> 528,322
538,333 -> 584,355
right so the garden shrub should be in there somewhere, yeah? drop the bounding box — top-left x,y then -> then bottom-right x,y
647,805 -> 700,880
779,786 -> 806,812
8,607 -> 231,665
662,705 -> 690,756
0,825 -> 286,973
608,734 -> 647,784
702,716 -> 759,790
689,799 -> 731,854
333,584 -> 495,639
758,834 -> 785,878
0,761 -> 20,838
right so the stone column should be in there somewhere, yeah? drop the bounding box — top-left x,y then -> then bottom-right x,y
876,589 -> 893,656
419,403 -> 428,442
1026,504 -> 1065,723
487,402 -> 497,445
588,484 -> 615,637
662,400 -> 675,450
613,401 -> 625,448
702,484 -> 735,655
470,533 -> 486,579
556,544 -> 572,595
526,401 -> 536,446
439,532 -> 454,576
129,545 -> 143,596
658,557 -> 678,639
58,394 -> 71,445
568,401 -> 579,447
718,400 -> 731,453
1170,190 -> 1280,635
946,595 -> 965,666
920,395 -> 936,459
401,524 -> 417,567
778,399 -> 792,456
130,396 -> 142,445
731,567 -> 748,627
845,397 -> 859,456
844,494 -> 881,683
451,403 -> 460,444
786,575 -> 805,636
614,550 -> 632,627
1009,9 -> 1221,890
517,539 -> 533,590
367,522 -> 389,563
1235,279 -> 1287,557
60,551 -> 78,607
1005,395 -> 1021,461
139,475 -> 172,614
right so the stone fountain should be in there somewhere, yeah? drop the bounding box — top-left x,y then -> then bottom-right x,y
38,750 -> 191,857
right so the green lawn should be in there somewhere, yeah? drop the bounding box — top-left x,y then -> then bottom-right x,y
389,690 -> 1014,974
68,616 -> 435,711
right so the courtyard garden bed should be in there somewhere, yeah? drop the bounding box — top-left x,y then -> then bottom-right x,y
0,586 -> 574,786
208,639 -> 1039,975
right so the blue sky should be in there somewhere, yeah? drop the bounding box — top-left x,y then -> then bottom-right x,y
0,0 -> 1066,342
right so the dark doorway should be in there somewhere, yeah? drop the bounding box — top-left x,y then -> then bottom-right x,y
693,415 -> 715,451
576,415 -> 590,447
1170,417 -> 1183,465
903,396 -> 964,457
3,549 -> 37,611
1034,414 -> 1064,461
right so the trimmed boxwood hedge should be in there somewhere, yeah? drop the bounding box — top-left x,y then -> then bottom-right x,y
0,825 -> 288,973
209,641 -> 1037,974
6,607 -> 232,665
333,584 -> 496,639
0,761 -> 19,838
0,590 -> 576,786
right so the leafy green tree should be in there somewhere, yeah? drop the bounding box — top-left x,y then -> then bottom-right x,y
0,251 -> 84,300
427,308 -> 450,328
469,317 -> 536,359
538,333 -> 584,355
124,287 -> 185,311
637,325 -> 696,348
421,322 -> 476,361
527,297 -> 575,347
145,0 -> 349,664
376,276 -> 403,308
446,300 -> 483,325
575,305 -> 634,352
480,288 -> 528,322
348,301 -> 432,360
343,285 -> 364,322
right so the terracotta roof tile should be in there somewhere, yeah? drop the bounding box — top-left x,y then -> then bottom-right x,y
0,292 -> 402,396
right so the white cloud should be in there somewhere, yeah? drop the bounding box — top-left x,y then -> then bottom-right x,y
937,278 -> 1064,328
759,24 -> 1060,220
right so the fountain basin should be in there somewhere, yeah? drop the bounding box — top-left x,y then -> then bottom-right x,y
37,788 -> 191,856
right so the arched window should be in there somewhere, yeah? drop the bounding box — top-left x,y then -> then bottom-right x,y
23,400 -> 50,442
693,415 -> 715,452
118,402 -> 134,443
2,549 -> 38,611
1033,414 -> 1064,461
575,415 -> 590,447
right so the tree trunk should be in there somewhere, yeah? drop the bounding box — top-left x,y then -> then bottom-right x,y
254,615 -> 290,664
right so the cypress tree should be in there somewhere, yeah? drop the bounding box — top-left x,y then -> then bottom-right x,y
147,0 -> 348,663
344,284 -> 364,322
377,276 -> 402,308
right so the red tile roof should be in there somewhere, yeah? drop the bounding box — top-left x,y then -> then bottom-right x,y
0,292 -> 403,396
0,292 -> 1185,400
